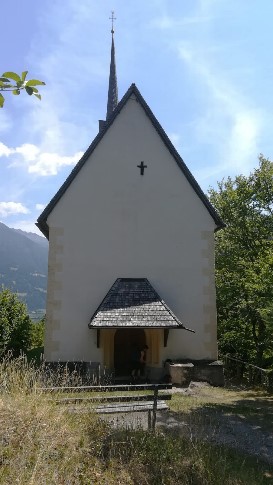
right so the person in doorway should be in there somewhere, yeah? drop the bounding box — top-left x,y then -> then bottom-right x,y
130,343 -> 141,381
139,345 -> 149,379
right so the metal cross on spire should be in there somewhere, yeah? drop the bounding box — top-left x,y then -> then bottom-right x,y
109,10 -> 116,34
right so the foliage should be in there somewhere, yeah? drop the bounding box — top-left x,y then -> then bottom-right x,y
209,156 -> 273,368
0,71 -> 45,107
26,316 -> 45,363
0,287 -> 32,357
30,315 -> 45,349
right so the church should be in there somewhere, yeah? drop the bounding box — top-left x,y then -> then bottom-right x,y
37,24 -> 224,382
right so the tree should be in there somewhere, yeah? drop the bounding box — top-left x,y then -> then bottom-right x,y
30,315 -> 45,349
0,71 -> 45,108
209,156 -> 273,368
0,287 -> 32,357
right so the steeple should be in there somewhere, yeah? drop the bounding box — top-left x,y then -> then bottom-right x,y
106,11 -> 118,120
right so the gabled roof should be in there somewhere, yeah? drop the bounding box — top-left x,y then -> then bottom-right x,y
36,83 -> 225,238
89,278 -> 194,331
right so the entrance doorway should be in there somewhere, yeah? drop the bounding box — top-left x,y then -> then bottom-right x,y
114,328 -> 146,375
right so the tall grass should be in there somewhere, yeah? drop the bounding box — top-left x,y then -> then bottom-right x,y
0,357 -> 272,484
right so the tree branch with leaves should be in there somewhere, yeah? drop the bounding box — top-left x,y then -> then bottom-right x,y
0,71 -> 45,107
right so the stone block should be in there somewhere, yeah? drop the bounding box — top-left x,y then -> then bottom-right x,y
193,361 -> 224,386
169,363 -> 194,386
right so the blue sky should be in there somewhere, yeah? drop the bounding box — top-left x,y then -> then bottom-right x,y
1,0 -> 273,234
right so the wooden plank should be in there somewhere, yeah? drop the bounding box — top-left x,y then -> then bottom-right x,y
95,401 -> 169,414
56,393 -> 172,405
38,383 -> 172,393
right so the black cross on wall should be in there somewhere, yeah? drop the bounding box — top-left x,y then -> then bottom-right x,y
137,161 -> 147,175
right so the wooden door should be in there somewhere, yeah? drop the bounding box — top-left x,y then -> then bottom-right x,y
114,328 -> 146,375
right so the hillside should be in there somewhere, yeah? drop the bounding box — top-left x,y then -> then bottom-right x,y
0,222 -> 48,317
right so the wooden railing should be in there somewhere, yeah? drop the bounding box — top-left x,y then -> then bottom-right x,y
222,354 -> 272,389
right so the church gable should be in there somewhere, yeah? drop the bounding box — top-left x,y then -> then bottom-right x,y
37,83 -> 224,238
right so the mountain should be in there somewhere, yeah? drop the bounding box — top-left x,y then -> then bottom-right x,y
13,228 -> 49,248
0,222 -> 48,317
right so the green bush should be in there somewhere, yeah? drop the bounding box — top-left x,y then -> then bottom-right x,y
0,287 -> 31,357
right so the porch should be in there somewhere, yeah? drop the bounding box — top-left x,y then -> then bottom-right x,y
88,278 -> 194,380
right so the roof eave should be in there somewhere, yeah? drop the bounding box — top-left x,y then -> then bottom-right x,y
36,220 -> 49,239
214,221 -> 226,232
88,324 -> 195,332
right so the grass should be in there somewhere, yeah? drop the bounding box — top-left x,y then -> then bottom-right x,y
0,357 -> 273,484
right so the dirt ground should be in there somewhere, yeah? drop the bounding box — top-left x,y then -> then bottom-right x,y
157,382 -> 273,465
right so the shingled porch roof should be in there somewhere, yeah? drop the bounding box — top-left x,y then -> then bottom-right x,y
88,278 -> 194,331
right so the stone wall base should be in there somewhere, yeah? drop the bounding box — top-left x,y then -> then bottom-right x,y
44,360 -> 225,387
43,361 -> 113,385
168,360 -> 224,387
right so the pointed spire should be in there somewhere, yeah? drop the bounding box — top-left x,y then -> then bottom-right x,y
106,11 -> 118,120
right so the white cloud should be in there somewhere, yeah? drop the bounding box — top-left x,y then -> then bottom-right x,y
35,203 -> 46,211
9,219 -> 43,235
0,202 -> 29,217
150,15 -> 174,30
228,112 -> 260,171
16,144 -> 40,161
149,0 -> 263,181
150,0 -> 216,31
150,14 -> 212,30
168,132 -> 181,148
177,42 -> 262,175
0,141 -> 83,176
28,151 -> 83,176
0,142 -> 13,157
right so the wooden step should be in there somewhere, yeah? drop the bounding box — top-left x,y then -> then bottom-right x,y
56,393 -> 172,405
95,400 -> 169,414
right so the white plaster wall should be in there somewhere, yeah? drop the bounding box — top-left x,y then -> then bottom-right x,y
45,93 -> 218,363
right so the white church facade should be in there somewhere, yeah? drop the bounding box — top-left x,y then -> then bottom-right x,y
37,29 -> 224,381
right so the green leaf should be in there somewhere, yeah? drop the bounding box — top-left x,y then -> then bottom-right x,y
12,89 -> 20,96
21,71 -> 28,82
25,86 -> 33,96
2,71 -> 21,83
0,77 -> 11,83
0,94 -> 4,108
0,82 -> 12,88
25,79 -> 45,87
34,93 -> 41,100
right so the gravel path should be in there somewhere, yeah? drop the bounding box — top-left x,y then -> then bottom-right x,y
157,409 -> 273,464
157,383 -> 273,465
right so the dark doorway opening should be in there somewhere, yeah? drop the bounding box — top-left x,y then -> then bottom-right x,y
114,328 -> 146,376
